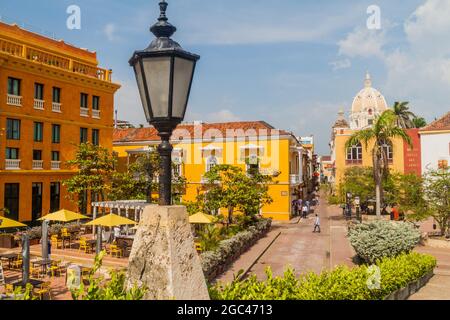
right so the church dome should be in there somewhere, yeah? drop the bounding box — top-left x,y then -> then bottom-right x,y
350,73 -> 388,129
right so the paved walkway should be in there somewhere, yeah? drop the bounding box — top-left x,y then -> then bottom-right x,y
218,192 -> 356,282
409,245 -> 450,300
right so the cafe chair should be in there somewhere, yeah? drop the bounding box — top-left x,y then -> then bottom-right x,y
4,284 -> 14,295
109,244 -> 123,258
30,265 -> 43,279
195,242 -> 202,253
34,282 -> 52,300
11,255 -> 23,270
49,260 -> 62,278
51,235 -> 63,250
78,238 -> 92,254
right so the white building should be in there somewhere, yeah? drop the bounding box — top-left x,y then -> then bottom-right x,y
420,112 -> 450,173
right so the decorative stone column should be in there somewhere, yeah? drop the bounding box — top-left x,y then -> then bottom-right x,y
126,205 -> 209,300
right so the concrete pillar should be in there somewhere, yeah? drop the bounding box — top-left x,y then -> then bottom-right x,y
126,205 -> 209,300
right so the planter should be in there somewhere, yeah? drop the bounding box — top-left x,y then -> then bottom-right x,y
0,234 -> 16,248
384,270 -> 434,300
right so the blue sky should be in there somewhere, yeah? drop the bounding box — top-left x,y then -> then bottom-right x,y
2,0 -> 449,154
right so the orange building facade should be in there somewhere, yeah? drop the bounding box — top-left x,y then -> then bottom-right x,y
0,22 -> 120,222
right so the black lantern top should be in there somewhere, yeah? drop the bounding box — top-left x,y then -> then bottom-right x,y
129,0 -> 200,130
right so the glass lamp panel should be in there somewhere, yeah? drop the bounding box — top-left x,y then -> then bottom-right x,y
172,57 -> 195,118
133,61 -> 151,122
142,56 -> 171,118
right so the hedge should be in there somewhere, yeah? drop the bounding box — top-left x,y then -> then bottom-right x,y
348,220 -> 421,264
209,252 -> 436,300
200,219 -> 272,282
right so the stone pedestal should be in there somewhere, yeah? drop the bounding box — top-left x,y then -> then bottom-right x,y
126,205 -> 210,300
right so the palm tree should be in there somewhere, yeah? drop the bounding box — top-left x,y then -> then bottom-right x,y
412,117 -> 427,128
392,102 -> 416,129
346,110 -> 412,218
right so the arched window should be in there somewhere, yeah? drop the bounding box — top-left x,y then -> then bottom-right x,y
346,143 -> 362,164
206,155 -> 218,172
381,140 -> 393,162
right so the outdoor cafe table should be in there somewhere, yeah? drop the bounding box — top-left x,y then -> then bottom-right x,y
32,260 -> 53,275
0,253 -> 19,269
86,240 -> 97,252
11,278 -> 44,290
61,235 -> 72,249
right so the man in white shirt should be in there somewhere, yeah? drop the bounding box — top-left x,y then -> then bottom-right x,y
313,214 -> 321,233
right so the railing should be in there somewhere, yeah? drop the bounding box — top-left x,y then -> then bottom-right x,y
345,159 -> 363,165
51,161 -> 61,170
92,109 -> 100,119
7,94 -> 22,106
80,107 -> 89,117
0,37 -> 113,82
52,102 -> 62,113
290,174 -> 301,185
5,159 -> 21,170
32,160 -> 44,170
34,99 -> 45,110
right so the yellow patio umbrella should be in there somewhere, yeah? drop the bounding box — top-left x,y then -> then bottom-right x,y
0,216 -> 27,229
38,209 -> 89,222
189,212 -> 217,224
85,213 -> 138,227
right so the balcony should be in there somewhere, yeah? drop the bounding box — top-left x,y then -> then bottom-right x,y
32,160 -> 44,170
290,174 -> 302,185
52,102 -> 62,113
7,94 -> 22,107
345,159 -> 363,165
80,107 -> 89,117
34,99 -> 45,110
0,37 -> 113,83
51,161 -> 61,170
92,109 -> 100,119
5,159 -> 21,170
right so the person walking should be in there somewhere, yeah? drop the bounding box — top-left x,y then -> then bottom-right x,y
297,199 -> 303,216
302,204 -> 308,219
305,200 -> 310,215
313,214 -> 321,233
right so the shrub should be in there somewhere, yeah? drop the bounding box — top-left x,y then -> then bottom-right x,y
209,253 -> 436,300
348,220 -> 421,264
201,219 -> 272,281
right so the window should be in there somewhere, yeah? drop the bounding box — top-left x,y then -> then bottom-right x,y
34,122 -> 44,142
80,93 -> 88,108
80,128 -> 88,143
7,77 -> 21,96
346,143 -> 363,162
381,140 -> 393,161
51,151 -> 60,161
32,183 -> 43,221
34,83 -> 44,100
50,182 -> 60,213
52,124 -> 61,143
52,87 -> 61,103
368,119 -> 374,125
33,150 -> 42,161
92,96 -> 100,110
206,155 -> 218,172
6,119 -> 20,140
92,129 -> 99,146
4,184 -> 20,221
6,148 -> 19,159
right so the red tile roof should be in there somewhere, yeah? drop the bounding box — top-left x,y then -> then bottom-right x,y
113,121 -> 293,143
421,112 -> 450,132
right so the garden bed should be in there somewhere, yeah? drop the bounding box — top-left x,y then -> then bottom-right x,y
200,219 -> 272,282
384,270 -> 434,300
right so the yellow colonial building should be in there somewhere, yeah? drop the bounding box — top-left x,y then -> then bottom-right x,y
113,121 -> 310,221
329,73 -> 420,186
0,22 -> 120,222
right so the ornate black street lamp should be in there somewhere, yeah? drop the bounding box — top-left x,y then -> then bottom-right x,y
130,0 -> 200,205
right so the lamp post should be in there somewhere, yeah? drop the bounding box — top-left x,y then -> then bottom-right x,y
129,0 -> 200,206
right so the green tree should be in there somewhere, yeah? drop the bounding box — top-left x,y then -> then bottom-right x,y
412,117 -> 427,128
340,167 -> 375,204
388,173 -> 426,214
392,102 -> 416,129
63,143 -> 116,213
411,169 -> 450,236
346,110 -> 412,218
201,165 -> 273,224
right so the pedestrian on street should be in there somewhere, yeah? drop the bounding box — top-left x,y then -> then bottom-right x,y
297,199 -> 303,216
305,200 -> 310,214
315,194 -> 320,206
313,214 -> 321,233
302,204 -> 308,219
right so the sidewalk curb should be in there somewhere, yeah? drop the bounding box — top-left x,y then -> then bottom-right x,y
238,231 -> 282,281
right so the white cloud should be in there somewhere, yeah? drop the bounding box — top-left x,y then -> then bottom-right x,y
338,26 -> 386,58
329,59 -> 351,71
103,23 -> 120,42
